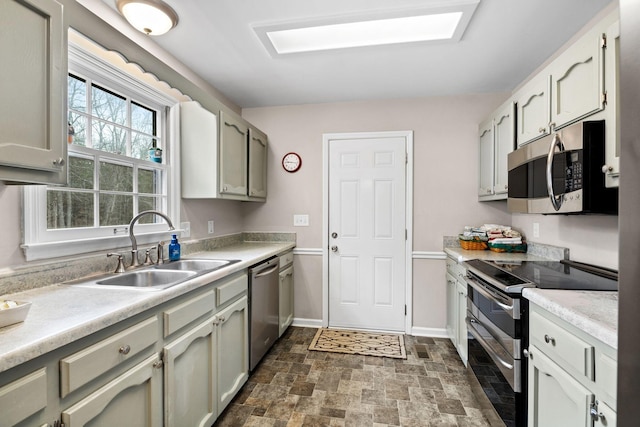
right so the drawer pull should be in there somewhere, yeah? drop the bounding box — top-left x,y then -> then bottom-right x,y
544,334 -> 556,345
119,345 -> 131,355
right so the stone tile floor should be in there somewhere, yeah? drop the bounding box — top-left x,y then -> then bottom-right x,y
214,327 -> 493,427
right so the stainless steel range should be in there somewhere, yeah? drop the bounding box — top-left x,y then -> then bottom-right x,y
463,259 -> 618,427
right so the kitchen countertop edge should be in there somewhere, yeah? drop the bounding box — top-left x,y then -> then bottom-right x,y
0,241 -> 294,374
523,288 -> 618,349
444,247 -> 550,263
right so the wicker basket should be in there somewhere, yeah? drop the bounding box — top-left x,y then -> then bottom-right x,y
459,239 -> 488,250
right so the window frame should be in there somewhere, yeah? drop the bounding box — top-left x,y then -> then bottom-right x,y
22,39 -> 182,262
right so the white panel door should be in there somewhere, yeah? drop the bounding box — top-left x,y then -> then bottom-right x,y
328,136 -> 406,331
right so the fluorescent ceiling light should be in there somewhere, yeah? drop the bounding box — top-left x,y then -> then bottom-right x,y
267,13 -> 462,54
253,2 -> 479,56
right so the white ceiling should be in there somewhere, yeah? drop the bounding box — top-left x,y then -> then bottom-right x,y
97,0 -> 615,108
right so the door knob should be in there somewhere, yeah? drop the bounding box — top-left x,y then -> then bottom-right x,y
331,232 -> 338,238
331,246 -> 338,252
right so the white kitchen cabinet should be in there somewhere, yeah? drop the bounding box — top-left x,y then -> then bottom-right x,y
527,302 -> 617,427
180,102 -> 268,201
163,318 -> 217,427
478,101 -> 515,200
278,251 -> 294,337
219,111 -> 249,197
61,354 -> 163,426
216,295 -> 249,415
549,28 -> 605,130
602,20 -> 621,188
515,74 -> 551,146
445,257 -> 468,365
248,127 -> 268,200
528,345 -> 593,427
0,0 -> 67,185
0,368 -> 48,426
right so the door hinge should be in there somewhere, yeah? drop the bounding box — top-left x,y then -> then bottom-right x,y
601,33 -> 607,49
404,305 -> 407,315
405,153 -> 408,164
405,229 -> 408,240
602,91 -> 608,106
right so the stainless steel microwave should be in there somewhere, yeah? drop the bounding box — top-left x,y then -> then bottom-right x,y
507,120 -> 618,214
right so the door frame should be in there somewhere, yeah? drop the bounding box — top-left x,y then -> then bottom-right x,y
322,130 -> 414,333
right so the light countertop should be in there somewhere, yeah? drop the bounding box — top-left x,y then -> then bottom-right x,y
0,242 -> 294,374
523,288 -> 618,349
444,247 -> 550,263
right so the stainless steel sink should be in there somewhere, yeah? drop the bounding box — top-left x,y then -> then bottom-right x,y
154,259 -> 236,272
95,269 -> 196,289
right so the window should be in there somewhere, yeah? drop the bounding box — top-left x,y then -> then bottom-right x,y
23,37 -> 181,261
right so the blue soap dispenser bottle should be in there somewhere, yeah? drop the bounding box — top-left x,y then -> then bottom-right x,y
169,234 -> 181,261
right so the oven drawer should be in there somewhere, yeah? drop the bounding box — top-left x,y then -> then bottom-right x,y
530,310 -> 595,381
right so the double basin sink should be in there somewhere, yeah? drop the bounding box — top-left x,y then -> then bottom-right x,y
82,259 -> 239,291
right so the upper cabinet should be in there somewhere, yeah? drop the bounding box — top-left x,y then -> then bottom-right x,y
180,102 -> 268,202
0,0 -> 68,185
514,74 -> 551,146
478,101 -> 515,201
602,21 -> 620,188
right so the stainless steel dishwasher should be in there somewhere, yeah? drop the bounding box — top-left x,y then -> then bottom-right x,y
249,256 -> 280,370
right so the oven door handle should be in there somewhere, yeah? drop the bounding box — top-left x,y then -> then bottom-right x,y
466,276 -> 514,314
466,317 -> 514,370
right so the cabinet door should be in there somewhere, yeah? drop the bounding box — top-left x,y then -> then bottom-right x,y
593,401 -> 616,427
248,127 -> 268,200
478,118 -> 494,198
603,21 -> 620,188
455,280 -> 468,366
62,354 -> 163,426
528,346 -> 593,427
219,111 -> 248,197
163,318 -> 217,427
279,264 -> 294,337
493,103 -> 515,196
445,272 -> 457,345
516,74 -> 551,146
216,296 -> 249,415
550,30 -> 604,129
0,368 -> 47,427
0,0 -> 67,185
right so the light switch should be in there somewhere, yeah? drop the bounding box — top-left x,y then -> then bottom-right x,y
293,214 -> 309,226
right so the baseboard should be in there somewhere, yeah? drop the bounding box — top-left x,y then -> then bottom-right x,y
410,326 -> 448,338
291,317 -> 323,328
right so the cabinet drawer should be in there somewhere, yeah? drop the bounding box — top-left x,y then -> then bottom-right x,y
530,311 -> 594,381
216,274 -> 248,306
0,368 -> 47,426
60,316 -> 158,397
163,290 -> 215,337
279,251 -> 293,269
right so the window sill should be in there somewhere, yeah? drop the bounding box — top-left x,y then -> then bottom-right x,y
22,231 -> 179,262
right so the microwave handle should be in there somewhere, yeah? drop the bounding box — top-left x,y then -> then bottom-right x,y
546,133 -> 565,212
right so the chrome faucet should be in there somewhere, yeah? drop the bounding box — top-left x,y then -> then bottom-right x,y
128,210 -> 175,268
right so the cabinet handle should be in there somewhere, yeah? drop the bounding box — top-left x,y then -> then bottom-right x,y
504,185 -> 508,190
544,334 -> 556,345
52,158 -> 65,166
538,127 -> 546,133
219,316 -> 225,322
602,164 -> 613,173
119,345 -> 131,355
153,360 -> 164,369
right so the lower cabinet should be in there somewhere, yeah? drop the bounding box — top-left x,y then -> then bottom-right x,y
528,346 -> 593,427
61,354 -> 163,426
527,302 -> 617,427
445,257 -> 468,365
216,296 -> 249,414
0,368 -> 48,426
163,319 -> 217,427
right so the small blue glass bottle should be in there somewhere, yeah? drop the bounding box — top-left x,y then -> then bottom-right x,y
168,234 -> 181,261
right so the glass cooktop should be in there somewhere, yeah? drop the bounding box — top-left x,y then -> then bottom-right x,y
465,259 -> 618,293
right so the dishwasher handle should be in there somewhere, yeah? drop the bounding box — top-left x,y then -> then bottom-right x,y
253,265 -> 279,278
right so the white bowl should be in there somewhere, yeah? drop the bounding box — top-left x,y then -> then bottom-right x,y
0,301 -> 32,328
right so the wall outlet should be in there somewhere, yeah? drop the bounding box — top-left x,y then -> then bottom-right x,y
208,220 -> 215,234
293,214 -> 309,226
180,222 -> 191,238
533,222 -> 540,238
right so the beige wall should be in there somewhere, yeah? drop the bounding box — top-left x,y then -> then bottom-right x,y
242,94 -> 514,330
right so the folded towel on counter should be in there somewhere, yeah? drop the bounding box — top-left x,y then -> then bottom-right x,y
490,238 -> 523,245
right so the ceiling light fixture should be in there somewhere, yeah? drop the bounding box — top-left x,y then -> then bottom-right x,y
116,0 -> 179,36
253,1 -> 480,56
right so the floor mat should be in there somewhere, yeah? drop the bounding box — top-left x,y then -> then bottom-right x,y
308,328 -> 406,359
